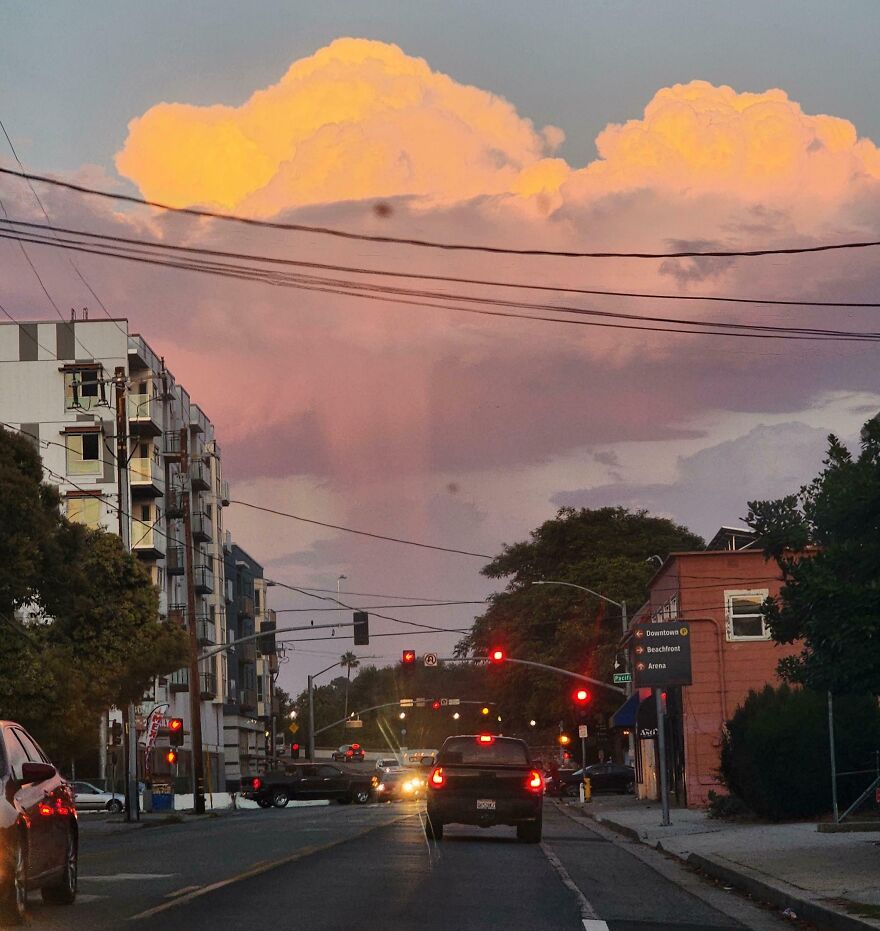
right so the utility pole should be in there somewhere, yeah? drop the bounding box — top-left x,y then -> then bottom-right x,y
114,367 -> 139,823
180,427 -> 206,814
307,675 -> 315,762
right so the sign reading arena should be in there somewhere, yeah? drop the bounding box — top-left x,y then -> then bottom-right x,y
631,622 -> 693,688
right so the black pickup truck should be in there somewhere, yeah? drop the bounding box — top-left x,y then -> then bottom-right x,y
242,763 -> 377,808
425,735 -> 544,842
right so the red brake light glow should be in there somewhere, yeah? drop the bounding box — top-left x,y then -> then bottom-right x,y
253,777 -> 262,791
430,767 -> 445,788
351,744 -> 360,750
477,734 -> 495,744
527,769 -> 544,792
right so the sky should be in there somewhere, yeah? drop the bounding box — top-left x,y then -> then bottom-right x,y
2,2 -> 880,696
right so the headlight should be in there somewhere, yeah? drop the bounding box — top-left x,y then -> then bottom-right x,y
377,783 -> 385,791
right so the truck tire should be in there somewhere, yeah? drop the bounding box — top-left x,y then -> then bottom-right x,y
271,790 -> 289,809
352,788 -> 371,804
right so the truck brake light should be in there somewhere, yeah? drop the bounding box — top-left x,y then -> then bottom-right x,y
526,770 -> 544,792
430,767 -> 446,788
253,777 -> 262,791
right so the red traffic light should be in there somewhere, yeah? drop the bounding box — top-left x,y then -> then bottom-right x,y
432,700 -> 441,711
292,743 -> 300,751
573,687 -> 592,705
165,749 -> 178,765
402,650 -> 416,665
168,718 -> 183,732
489,648 -> 505,664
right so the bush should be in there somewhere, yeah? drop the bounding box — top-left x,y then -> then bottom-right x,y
706,790 -> 752,820
720,684 -> 880,821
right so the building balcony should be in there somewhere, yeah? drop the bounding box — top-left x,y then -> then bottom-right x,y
129,456 -> 164,497
131,519 -> 166,560
194,563 -> 214,594
191,510 -> 213,542
127,394 -> 161,436
190,406 -> 208,434
239,689 -> 257,712
164,490 -> 184,519
220,480 -> 230,507
196,618 -> 216,646
169,669 -> 188,693
166,546 -> 185,576
199,672 -> 217,699
190,460 -> 210,491
163,431 -> 182,459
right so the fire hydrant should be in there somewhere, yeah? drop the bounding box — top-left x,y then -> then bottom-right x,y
581,776 -> 592,803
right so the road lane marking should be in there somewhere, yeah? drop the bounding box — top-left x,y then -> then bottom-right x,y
164,885 -> 201,898
81,873 -> 174,881
127,814 -> 410,921
540,841 -> 603,923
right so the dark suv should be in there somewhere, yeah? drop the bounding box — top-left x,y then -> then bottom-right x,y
0,721 -> 78,924
331,744 -> 365,762
425,735 -> 543,842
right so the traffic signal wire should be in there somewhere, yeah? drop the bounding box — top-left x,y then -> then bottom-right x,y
3,165 -> 880,260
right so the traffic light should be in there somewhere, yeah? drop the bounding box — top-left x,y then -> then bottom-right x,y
401,649 -> 416,666
558,734 -> 571,746
165,749 -> 178,765
169,718 -> 184,747
488,648 -> 505,664
481,706 -> 490,716
572,687 -> 592,706
431,700 -> 441,711
291,742 -> 300,759
353,611 -> 369,646
109,721 -> 122,746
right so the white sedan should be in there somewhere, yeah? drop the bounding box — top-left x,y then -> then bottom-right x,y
72,780 -> 124,812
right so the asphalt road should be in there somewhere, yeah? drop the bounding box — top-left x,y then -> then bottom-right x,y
20,801 -> 796,931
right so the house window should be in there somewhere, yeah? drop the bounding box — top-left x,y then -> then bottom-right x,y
66,495 -> 102,529
65,431 -> 102,475
725,590 -> 770,641
63,367 -> 102,411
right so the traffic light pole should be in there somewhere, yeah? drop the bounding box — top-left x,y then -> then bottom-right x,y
307,661 -> 342,761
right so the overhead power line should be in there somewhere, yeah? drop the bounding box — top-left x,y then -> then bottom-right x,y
232,501 -> 493,559
3,166 -> 880,259
3,217 -> 879,308
2,226 -> 878,341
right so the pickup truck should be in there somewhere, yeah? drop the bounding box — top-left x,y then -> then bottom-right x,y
425,735 -> 543,842
242,763 -> 377,808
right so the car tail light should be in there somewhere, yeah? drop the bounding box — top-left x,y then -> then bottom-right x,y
351,744 -> 360,750
430,767 -> 445,788
526,770 -> 544,793
477,734 -> 494,744
38,802 -> 54,817
252,777 -> 262,791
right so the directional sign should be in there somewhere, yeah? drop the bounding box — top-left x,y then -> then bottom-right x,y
399,698 -> 414,707
631,621 -> 692,687
288,722 -> 299,734
440,698 -> 449,706
613,672 -> 632,684
345,719 -> 363,728
448,698 -> 460,706
424,652 -> 438,667
415,698 -> 426,708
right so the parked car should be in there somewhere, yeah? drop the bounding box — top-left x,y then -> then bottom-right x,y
242,763 -> 377,807
71,781 -> 123,813
331,744 -> 365,762
0,721 -> 78,924
559,763 -> 635,796
425,735 -> 543,842
376,767 -> 425,801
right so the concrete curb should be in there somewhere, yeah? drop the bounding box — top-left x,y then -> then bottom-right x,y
560,802 -> 880,931
686,852 -> 878,931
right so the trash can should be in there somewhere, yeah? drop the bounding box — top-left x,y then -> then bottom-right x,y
151,782 -> 173,812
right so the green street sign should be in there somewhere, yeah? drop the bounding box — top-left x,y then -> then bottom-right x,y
613,672 -> 632,684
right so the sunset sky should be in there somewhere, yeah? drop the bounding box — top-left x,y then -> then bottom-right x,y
2,1 -> 879,694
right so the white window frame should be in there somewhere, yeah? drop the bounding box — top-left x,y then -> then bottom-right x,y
65,430 -> 103,476
724,589 -> 770,641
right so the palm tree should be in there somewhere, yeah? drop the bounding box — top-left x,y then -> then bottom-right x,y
340,651 -> 360,720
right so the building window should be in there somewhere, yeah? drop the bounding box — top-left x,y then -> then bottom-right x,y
65,431 -> 102,475
725,590 -> 770,641
66,494 -> 102,529
63,367 -> 102,411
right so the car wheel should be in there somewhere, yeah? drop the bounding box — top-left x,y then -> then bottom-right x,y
352,789 -> 371,805
0,835 -> 27,924
257,799 -> 272,809
517,820 -> 542,844
41,828 -> 77,906
106,799 -> 123,813
424,816 -> 443,840
271,791 -> 289,809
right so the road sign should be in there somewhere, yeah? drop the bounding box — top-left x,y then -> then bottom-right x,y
448,698 -> 460,706
578,724 -> 589,738
399,698 -> 414,707
345,719 -> 363,728
440,698 -> 449,706
415,698 -> 426,708
288,722 -> 299,734
424,652 -> 438,667
631,622 -> 693,687
613,672 -> 632,684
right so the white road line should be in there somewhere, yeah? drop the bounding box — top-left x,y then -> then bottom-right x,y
539,841 -> 603,924
81,873 -> 175,882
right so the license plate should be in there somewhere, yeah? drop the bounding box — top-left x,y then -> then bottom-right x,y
476,799 -> 496,810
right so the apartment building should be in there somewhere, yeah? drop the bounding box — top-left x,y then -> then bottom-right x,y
0,317 -> 259,792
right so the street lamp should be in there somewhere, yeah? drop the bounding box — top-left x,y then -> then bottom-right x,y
529,719 -> 537,727
337,574 -> 347,595
399,712 -> 406,720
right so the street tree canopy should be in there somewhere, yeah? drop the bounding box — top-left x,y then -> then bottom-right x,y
0,426 -> 189,762
747,418 -> 880,695
458,507 -> 704,732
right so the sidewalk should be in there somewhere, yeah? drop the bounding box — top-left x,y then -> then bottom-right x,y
559,795 -> 880,931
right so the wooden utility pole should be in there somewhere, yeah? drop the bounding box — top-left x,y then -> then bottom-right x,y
180,427 -> 206,814
113,367 -> 139,822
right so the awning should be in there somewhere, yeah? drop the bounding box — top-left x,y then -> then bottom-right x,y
610,692 -> 640,728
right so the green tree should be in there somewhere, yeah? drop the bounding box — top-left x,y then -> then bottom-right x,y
458,507 -> 704,733
747,419 -> 880,694
0,427 -> 189,763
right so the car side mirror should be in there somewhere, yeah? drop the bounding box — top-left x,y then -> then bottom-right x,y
20,761 -> 56,784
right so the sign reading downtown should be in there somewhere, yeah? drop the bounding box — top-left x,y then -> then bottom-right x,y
631,622 -> 693,688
